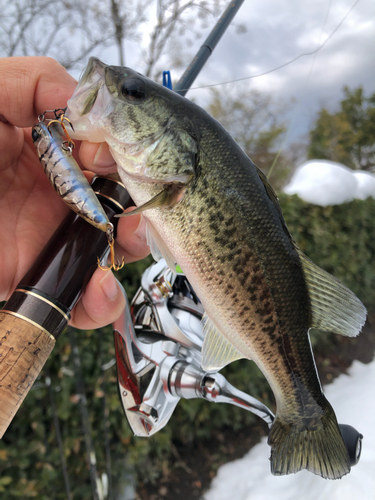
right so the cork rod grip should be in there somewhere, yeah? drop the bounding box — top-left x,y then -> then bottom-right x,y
0,311 -> 55,437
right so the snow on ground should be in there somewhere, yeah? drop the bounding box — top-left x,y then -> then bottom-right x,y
204,359 -> 375,500
283,160 -> 375,206
353,171 -> 375,200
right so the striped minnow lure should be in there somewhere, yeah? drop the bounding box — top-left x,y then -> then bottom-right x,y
32,119 -> 124,270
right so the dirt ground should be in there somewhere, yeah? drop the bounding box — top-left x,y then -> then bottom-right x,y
137,315 -> 375,500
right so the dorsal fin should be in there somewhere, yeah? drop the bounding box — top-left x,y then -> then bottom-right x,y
256,165 -> 297,244
255,165 -> 366,335
256,166 -> 281,214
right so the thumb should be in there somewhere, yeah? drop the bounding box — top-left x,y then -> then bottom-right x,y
78,140 -> 118,175
70,268 -> 125,330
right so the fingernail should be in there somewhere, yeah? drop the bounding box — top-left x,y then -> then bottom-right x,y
93,143 -> 117,168
132,214 -> 147,242
99,271 -> 118,300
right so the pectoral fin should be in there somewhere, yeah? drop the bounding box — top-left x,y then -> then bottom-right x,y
116,186 -> 181,217
201,313 -> 244,372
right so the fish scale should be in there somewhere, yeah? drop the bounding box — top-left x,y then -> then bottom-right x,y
157,131 -> 347,476
66,57 -> 367,479
157,135 -> 313,403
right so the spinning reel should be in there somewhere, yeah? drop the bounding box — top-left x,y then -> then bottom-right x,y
113,259 -> 363,467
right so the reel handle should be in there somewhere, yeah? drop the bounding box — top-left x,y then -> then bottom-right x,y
0,177 -> 132,437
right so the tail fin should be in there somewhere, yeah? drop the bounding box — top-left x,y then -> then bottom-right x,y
268,411 -> 351,479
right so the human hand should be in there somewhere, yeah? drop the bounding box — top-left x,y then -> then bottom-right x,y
0,56 -> 149,329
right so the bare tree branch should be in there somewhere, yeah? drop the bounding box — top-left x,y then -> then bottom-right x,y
0,0 -> 230,81
144,0 -> 224,78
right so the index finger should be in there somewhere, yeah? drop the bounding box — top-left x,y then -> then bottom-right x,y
0,56 -> 77,127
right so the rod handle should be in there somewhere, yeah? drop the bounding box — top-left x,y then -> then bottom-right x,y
0,311 -> 55,437
0,176 -> 132,437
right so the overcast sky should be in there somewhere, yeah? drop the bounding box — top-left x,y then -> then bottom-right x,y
73,0 -> 375,146
194,0 -> 375,142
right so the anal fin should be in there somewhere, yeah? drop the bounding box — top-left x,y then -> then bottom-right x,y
297,249 -> 367,337
201,313 -> 244,372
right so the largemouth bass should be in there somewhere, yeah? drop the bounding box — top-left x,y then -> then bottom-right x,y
66,57 -> 366,479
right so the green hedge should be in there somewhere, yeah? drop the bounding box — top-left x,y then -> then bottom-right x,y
1,195 -> 374,498
279,194 -> 375,315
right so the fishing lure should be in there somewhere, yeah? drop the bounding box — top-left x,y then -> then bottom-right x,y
32,113 -> 124,271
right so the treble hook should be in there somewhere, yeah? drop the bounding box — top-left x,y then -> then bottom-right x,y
48,114 -> 76,153
97,223 -> 125,272
38,107 -> 67,124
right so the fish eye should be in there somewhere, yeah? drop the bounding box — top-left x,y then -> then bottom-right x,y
121,78 -> 146,102
31,128 -> 40,142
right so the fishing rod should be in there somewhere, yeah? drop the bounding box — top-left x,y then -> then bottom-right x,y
174,0 -> 245,95
0,0 -> 245,438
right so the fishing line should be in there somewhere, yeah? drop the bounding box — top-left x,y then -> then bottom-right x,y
267,0 -> 333,181
68,328 -> 100,500
45,369 -> 73,500
176,0 -> 361,185
98,328 -> 114,500
185,0 -> 361,92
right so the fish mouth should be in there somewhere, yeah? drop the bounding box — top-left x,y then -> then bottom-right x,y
74,58 -> 108,116
66,58 -> 114,141
79,57 -> 107,86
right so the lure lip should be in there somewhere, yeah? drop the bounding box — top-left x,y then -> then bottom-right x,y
31,125 -> 41,143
